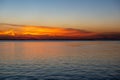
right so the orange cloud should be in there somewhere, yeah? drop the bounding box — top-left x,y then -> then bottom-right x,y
0,24 -> 95,39
0,23 -> 119,40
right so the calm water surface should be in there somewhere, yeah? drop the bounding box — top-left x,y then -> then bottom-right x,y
0,41 -> 120,80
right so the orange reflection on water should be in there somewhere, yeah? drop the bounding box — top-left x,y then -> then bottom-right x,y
0,42 -> 68,62
0,41 -> 120,64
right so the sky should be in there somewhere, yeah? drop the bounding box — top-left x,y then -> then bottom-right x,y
0,0 -> 120,32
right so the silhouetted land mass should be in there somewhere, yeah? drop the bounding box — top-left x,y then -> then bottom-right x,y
0,32 -> 120,40
0,36 -> 120,40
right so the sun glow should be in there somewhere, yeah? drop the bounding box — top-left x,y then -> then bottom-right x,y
21,26 -> 64,36
0,29 -> 16,36
0,25 -> 95,39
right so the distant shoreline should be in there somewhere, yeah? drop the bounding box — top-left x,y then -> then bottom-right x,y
0,39 -> 120,41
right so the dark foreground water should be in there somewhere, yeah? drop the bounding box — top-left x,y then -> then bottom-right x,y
0,41 -> 120,80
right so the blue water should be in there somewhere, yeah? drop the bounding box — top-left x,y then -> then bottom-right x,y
0,41 -> 120,80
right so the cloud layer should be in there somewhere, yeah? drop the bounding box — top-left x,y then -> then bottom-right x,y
0,23 -> 120,40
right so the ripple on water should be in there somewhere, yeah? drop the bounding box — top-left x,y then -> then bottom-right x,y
0,76 -> 39,80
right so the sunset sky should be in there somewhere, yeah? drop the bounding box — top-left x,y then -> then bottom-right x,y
0,0 -> 120,32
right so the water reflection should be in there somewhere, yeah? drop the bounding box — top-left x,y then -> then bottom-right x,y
0,41 -> 120,80
0,41 -> 120,63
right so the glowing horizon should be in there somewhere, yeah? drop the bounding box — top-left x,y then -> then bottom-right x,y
0,24 -> 95,39
0,23 -> 120,40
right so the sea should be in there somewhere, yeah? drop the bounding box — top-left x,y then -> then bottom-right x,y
0,41 -> 120,80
